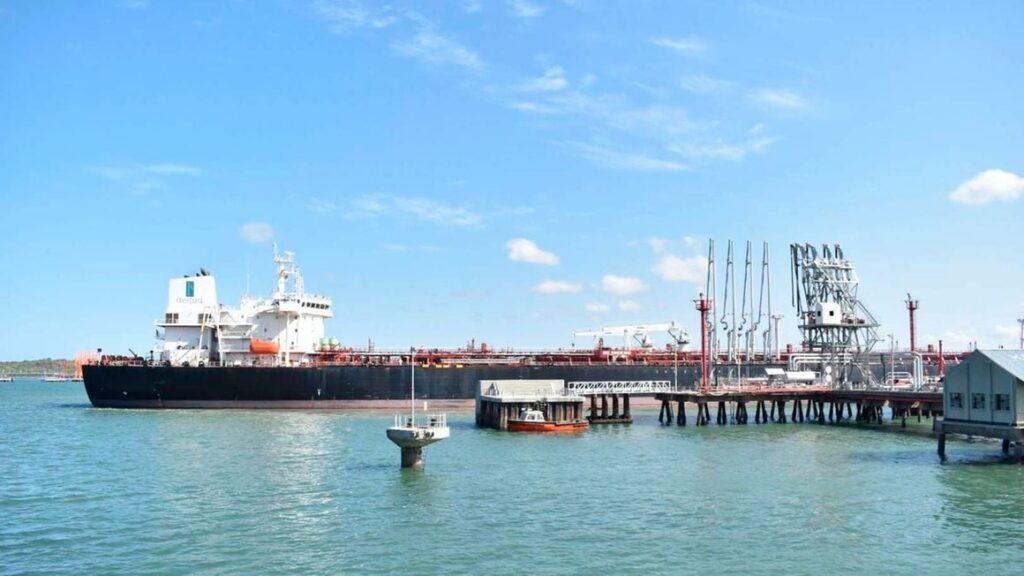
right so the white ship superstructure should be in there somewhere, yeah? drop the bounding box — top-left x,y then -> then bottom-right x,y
156,246 -> 332,367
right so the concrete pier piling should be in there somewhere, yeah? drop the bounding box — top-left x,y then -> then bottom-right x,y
401,447 -> 423,469
652,390 -> 944,431
587,393 -> 632,424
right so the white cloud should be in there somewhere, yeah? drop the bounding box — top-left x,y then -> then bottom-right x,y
401,197 -> 483,227
607,105 -> 696,137
307,197 -> 340,213
519,66 -> 568,92
533,280 -> 582,294
240,222 -> 274,245
353,197 -> 387,215
683,236 -> 699,249
585,302 -> 610,313
668,134 -> 776,162
87,162 -> 200,198
751,88 -> 809,110
680,74 -> 732,94
89,163 -> 201,179
650,36 -> 708,55
647,237 -> 669,253
509,0 -> 545,18
507,238 -> 560,265
602,275 -> 647,295
949,169 -> 1024,205
618,299 -> 642,312
461,0 -> 483,13
392,30 -> 483,70
653,254 -> 708,283
88,166 -> 130,180
312,0 -> 397,32
509,101 -> 561,114
995,319 -> 1019,342
143,163 -> 202,175
342,195 -> 483,228
569,142 -> 687,172
509,74 -> 700,141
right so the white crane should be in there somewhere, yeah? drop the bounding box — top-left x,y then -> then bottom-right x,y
573,322 -> 690,350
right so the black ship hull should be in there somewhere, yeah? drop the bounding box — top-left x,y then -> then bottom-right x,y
83,356 -> 938,409
82,364 -> 703,408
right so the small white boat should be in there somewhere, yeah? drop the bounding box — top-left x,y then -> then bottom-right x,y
508,408 -> 589,433
0,376 -> 13,383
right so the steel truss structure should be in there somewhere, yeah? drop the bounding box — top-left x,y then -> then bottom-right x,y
790,243 -> 880,388
565,381 -> 677,395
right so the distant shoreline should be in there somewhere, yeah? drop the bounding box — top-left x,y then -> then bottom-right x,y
0,358 -> 73,375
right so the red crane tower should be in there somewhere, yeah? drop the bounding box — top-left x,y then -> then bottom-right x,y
905,293 -> 919,353
938,339 -> 945,376
695,292 -> 712,392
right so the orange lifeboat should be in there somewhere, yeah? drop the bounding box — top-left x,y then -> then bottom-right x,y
507,409 -> 589,433
250,339 -> 280,355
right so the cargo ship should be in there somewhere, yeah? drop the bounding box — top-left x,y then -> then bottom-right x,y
82,247 -> 954,408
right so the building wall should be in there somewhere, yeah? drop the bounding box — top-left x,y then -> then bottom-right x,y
968,358 -> 993,423
944,362 -> 968,421
993,368 -> 1019,425
1017,378 -> 1024,425
944,351 -> 1020,426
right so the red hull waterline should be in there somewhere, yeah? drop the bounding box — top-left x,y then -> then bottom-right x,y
507,420 -> 589,433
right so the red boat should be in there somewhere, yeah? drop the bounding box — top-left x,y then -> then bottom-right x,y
507,409 -> 589,433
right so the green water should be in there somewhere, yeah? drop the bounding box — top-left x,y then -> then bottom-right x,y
3,381 -> 1024,575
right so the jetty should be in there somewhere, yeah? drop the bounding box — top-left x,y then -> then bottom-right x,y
476,380 -> 585,431
653,387 -> 942,426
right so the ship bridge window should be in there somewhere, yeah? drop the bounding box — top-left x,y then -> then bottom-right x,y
186,280 -> 194,298
165,313 -> 179,324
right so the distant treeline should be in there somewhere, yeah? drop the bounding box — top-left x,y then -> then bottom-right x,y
0,358 -> 72,375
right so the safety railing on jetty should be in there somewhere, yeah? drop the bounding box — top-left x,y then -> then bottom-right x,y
392,413 -> 448,429
565,381 -> 678,395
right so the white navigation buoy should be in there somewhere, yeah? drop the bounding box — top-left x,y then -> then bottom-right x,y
386,349 -> 449,469
386,415 -> 450,469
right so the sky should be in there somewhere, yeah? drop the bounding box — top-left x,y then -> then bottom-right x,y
1,0 -> 1023,360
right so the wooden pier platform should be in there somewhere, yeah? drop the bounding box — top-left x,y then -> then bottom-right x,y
653,388 -> 943,427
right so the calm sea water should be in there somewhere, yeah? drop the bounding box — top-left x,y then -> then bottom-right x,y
3,381 -> 1024,575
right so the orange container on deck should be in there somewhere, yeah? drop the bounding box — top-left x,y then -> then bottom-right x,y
250,339 -> 280,355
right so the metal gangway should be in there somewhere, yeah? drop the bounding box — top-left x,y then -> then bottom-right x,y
565,380 -> 678,396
